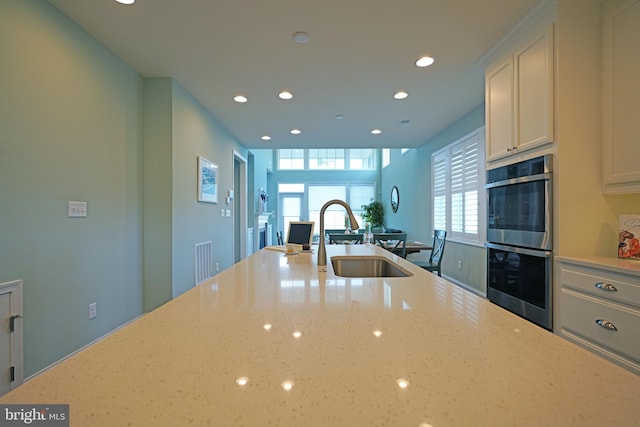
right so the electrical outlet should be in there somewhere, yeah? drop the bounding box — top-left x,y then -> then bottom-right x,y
215,262 -> 220,272
88,302 -> 97,319
457,260 -> 463,269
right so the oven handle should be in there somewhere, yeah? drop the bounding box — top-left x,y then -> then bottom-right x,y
485,172 -> 552,189
485,242 -> 551,258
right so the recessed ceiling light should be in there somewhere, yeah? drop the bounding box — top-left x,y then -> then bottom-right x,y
394,91 -> 408,100
261,135 -> 271,141
292,31 -> 310,44
416,56 -> 435,67
233,95 -> 248,103
236,376 -> 250,386
371,129 -> 382,135
278,91 -> 293,100
335,114 -> 345,120
290,129 -> 301,135
115,0 -> 135,4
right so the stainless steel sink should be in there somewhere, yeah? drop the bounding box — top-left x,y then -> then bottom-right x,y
330,256 -> 413,278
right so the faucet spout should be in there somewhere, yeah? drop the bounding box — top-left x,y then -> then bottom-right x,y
317,199 -> 360,270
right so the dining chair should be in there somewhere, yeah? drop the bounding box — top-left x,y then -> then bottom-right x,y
411,230 -> 447,276
329,233 -> 364,245
373,233 -> 407,258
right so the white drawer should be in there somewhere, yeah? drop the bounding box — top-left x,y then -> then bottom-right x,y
560,265 -> 640,307
560,288 -> 640,362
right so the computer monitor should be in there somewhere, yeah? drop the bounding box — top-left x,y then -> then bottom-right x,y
286,221 -> 315,246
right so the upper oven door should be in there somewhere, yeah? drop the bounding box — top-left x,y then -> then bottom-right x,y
486,173 -> 552,250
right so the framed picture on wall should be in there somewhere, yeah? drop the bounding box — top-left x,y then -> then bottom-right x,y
198,156 -> 218,203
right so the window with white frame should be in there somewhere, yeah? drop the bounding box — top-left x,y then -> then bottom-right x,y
278,149 -> 305,170
381,149 -> 390,168
349,149 -> 376,170
309,149 -> 345,169
431,127 -> 485,243
277,149 -> 377,170
305,184 -> 375,231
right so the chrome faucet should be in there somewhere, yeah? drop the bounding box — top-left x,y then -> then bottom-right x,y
317,199 -> 360,270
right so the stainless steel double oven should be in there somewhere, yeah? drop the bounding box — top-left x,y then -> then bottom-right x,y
485,155 -> 552,330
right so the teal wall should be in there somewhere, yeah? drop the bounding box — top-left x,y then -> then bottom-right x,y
0,0 -> 253,377
0,0 -> 144,375
143,79 -> 174,311
381,105 -> 487,294
170,82 -> 248,296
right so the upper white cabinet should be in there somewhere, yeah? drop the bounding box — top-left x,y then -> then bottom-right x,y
602,0 -> 640,194
486,25 -> 555,162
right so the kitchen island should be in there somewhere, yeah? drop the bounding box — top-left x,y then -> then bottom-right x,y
2,244 -> 639,426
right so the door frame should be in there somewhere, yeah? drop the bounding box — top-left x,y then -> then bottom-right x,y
1,280 -> 23,393
233,150 -> 248,262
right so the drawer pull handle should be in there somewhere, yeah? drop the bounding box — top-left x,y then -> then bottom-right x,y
595,319 -> 618,331
595,282 -> 618,292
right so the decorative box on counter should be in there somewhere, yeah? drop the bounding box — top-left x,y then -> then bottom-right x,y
618,214 -> 640,259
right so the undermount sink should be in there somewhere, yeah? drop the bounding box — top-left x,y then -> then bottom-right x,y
330,256 -> 413,278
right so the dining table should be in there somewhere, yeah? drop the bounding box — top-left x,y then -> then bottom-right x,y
386,240 -> 432,256
328,234 -> 432,256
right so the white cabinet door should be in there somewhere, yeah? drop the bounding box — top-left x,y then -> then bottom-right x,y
485,24 -> 554,162
603,0 -> 640,194
486,59 -> 514,161
514,25 -> 554,152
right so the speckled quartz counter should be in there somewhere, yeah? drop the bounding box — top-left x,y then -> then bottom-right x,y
2,245 -> 640,426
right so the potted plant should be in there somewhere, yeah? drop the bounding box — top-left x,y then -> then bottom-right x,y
361,201 -> 384,231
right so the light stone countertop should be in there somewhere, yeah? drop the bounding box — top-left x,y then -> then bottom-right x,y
2,244 -> 640,426
556,255 -> 640,277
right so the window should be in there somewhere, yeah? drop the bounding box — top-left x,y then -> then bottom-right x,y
278,149 -> 304,169
309,149 -> 344,169
277,149 -> 377,170
282,183 -> 375,234
431,127 -> 485,243
382,149 -> 390,168
349,184 -> 375,227
349,149 -> 375,170
308,185 -> 347,229
278,183 -> 304,234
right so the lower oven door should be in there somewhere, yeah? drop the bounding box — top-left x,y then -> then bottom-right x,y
486,242 -> 552,330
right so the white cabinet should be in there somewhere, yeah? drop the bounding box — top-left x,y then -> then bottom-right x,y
602,0 -> 640,194
557,257 -> 640,375
485,25 -> 555,162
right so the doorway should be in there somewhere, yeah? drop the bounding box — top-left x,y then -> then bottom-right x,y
0,280 -> 23,395
233,151 -> 248,263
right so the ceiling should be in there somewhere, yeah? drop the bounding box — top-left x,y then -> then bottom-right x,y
47,0 -> 540,149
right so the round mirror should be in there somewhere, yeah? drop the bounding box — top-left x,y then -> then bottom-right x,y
390,186 -> 399,213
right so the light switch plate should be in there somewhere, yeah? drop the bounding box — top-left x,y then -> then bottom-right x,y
68,201 -> 87,217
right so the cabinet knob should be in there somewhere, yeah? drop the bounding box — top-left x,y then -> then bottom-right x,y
595,319 -> 618,331
595,282 -> 618,292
